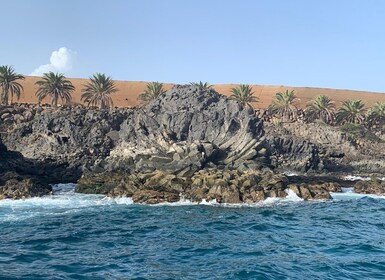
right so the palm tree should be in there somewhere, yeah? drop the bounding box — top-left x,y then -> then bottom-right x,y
0,65 -> 25,105
35,72 -> 74,107
367,101 -> 385,127
306,95 -> 336,124
336,99 -> 366,124
138,82 -> 167,104
230,84 -> 258,108
190,81 -> 214,90
268,90 -> 298,121
81,73 -> 118,109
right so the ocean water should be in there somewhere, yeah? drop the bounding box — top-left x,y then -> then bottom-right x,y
1,184 -> 385,279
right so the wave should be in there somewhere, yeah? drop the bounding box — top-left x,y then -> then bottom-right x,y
343,175 -> 385,181
1,182 -> 385,220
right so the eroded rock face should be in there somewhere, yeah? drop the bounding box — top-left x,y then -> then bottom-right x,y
265,122 -> 385,174
3,106 -> 130,170
104,85 -> 267,173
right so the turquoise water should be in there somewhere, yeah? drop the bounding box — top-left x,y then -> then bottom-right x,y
1,184 -> 385,279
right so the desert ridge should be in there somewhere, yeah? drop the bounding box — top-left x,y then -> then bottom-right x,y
18,76 -> 385,109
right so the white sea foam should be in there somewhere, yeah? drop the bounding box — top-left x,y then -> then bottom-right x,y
4,181 -> 385,217
283,171 -> 299,177
343,175 -> 385,181
0,184 -> 308,213
111,197 -> 134,205
344,175 -> 371,181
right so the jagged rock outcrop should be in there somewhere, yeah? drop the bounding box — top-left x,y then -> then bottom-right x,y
93,85 -> 268,174
2,105 -> 131,177
2,86 -> 267,175
354,178 -> 385,195
265,122 -> 385,174
1,86 -> 269,200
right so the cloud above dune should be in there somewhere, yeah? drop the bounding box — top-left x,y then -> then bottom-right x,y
30,47 -> 75,76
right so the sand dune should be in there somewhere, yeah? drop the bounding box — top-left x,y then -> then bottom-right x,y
13,76 -> 385,109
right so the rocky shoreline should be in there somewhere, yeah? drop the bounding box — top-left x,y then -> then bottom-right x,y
1,85 -> 385,203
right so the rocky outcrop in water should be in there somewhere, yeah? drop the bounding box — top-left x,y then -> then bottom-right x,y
354,178 -> 385,195
1,85 -> 385,202
76,168 -> 336,204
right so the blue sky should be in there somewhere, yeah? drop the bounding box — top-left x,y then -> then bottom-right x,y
1,0 -> 385,92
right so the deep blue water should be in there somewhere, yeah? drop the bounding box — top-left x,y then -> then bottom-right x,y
1,184 -> 385,279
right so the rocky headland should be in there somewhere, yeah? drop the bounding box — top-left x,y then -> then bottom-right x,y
1,85 -> 385,203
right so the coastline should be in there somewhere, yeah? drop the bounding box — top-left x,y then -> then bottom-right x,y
1,84 -> 385,203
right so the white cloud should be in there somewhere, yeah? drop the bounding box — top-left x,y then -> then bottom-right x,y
30,47 -> 75,76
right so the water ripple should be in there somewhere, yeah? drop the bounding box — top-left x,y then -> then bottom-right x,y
1,187 -> 385,279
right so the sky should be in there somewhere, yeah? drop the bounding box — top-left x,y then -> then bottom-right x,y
1,0 -> 385,92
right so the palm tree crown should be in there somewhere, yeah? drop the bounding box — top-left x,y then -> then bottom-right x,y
336,99 -> 366,124
367,101 -> 385,126
230,84 -> 258,107
138,82 -> 167,104
35,72 -> 74,107
268,90 -> 298,121
0,65 -> 25,105
306,95 -> 336,124
81,73 -> 118,109
190,81 -> 214,91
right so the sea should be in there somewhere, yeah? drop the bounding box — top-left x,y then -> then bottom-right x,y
1,178 -> 385,280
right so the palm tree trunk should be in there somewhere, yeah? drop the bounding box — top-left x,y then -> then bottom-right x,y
2,88 -> 9,105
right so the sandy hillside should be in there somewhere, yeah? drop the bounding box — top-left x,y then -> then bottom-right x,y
14,76 -> 385,109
